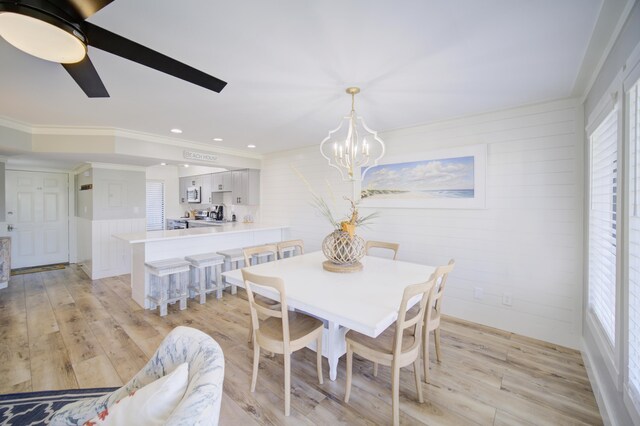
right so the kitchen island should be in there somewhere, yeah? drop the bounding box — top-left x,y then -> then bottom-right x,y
114,223 -> 289,308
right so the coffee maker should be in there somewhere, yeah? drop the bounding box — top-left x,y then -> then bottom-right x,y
211,205 -> 224,221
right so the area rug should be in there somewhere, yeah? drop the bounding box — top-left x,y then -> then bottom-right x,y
11,263 -> 67,276
0,387 -> 117,425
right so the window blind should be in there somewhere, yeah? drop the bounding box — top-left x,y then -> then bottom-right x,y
146,181 -> 165,231
588,108 -> 618,346
628,82 -> 640,407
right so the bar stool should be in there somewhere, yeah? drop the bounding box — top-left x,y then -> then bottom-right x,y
216,248 -> 245,295
146,258 -> 191,317
185,253 -> 225,303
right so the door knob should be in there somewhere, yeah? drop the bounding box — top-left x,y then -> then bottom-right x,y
7,225 -> 14,231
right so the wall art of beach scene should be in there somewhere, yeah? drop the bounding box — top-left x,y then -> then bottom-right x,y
361,156 -> 475,200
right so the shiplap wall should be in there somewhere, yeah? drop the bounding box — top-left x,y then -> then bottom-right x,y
261,98 -> 584,348
76,217 -> 146,280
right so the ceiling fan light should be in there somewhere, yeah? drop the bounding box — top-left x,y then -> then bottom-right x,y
0,12 -> 86,63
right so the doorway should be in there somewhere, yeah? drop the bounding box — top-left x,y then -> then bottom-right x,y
5,171 -> 69,268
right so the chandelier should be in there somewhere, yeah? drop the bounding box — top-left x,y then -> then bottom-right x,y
320,87 -> 386,181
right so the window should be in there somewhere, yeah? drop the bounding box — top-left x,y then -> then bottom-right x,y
146,181 -> 165,231
588,108 -> 618,346
628,81 -> 640,409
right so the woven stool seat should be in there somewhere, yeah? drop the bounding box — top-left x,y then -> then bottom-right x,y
146,258 -> 190,275
185,253 -> 225,267
216,248 -> 244,262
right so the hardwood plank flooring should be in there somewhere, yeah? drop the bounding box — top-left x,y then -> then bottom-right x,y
0,266 -> 602,425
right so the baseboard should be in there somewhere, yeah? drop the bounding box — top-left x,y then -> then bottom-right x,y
582,337 -> 613,426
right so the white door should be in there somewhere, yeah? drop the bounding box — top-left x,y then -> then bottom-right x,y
6,171 -> 69,268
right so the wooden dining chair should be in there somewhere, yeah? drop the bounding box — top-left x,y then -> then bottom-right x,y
365,240 -> 400,260
422,259 -> 455,383
277,239 -> 305,259
243,245 -> 280,344
344,276 -> 436,426
241,269 -> 324,416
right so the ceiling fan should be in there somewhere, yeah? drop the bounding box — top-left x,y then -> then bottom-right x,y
0,0 -> 227,97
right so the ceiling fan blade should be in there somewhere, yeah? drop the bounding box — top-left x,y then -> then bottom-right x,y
84,22 -> 227,93
62,55 -> 110,97
46,0 -> 115,19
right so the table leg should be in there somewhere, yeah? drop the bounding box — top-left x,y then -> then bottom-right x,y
326,321 -> 347,381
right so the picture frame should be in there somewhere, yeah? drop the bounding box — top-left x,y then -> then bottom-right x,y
356,144 -> 487,209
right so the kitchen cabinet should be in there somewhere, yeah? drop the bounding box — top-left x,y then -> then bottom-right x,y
179,176 -> 189,204
212,171 -> 232,192
201,174 -> 213,204
231,169 -> 260,205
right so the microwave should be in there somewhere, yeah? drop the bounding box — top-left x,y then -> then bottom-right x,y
186,186 -> 201,203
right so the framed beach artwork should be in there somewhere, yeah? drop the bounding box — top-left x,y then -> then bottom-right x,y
356,144 -> 487,209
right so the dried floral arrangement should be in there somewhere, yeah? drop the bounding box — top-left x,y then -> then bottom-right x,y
292,166 -> 379,237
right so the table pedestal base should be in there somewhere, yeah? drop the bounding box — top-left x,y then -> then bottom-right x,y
308,320 -> 348,381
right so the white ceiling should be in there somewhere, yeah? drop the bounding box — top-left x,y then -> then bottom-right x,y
0,0 -> 605,156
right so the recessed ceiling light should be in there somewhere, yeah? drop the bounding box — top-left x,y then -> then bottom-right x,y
160,162 -> 167,166
183,164 -> 189,168
171,128 -> 183,134
213,138 -> 223,142
247,144 -> 256,148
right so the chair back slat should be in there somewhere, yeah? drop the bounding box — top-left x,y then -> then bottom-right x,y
277,239 -> 305,259
393,276 -> 437,356
425,259 -> 455,329
365,240 -> 399,260
243,244 -> 279,266
241,269 -> 289,346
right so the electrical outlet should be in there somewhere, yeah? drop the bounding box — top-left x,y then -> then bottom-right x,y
502,293 -> 513,306
474,287 -> 484,300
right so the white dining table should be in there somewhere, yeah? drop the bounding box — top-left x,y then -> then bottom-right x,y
222,251 -> 436,381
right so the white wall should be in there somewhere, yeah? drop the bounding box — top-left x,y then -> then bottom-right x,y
261,98 -> 584,348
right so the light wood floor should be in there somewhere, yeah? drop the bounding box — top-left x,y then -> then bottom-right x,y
0,265 -> 602,425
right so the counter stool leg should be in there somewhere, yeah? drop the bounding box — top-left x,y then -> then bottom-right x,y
188,267 -> 196,299
215,264 -> 223,299
231,260 -> 238,295
160,276 -> 168,317
178,273 -> 187,311
198,266 -> 207,304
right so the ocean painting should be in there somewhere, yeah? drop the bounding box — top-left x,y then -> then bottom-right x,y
361,156 -> 475,200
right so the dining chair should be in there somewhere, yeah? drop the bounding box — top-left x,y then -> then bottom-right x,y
277,239 -> 305,259
344,276 -> 436,426
422,259 -> 455,383
365,240 -> 400,260
243,244 -> 280,344
241,269 -> 324,416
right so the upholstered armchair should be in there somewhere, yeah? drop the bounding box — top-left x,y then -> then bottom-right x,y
50,326 -> 224,426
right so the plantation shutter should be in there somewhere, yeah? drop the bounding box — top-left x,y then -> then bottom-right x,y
588,107 -> 618,346
146,181 -> 165,231
628,81 -> 640,407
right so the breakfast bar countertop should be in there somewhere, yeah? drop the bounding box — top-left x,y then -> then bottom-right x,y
113,223 -> 289,244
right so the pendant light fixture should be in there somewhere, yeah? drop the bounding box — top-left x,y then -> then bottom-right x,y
320,87 -> 385,181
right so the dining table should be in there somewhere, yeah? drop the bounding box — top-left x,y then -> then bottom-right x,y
222,251 -> 436,381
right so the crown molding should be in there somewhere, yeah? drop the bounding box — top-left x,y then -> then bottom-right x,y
0,116 -> 32,133
89,162 -> 147,172
579,0 -> 637,103
0,116 -> 263,160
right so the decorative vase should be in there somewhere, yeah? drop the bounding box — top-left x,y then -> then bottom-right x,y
321,230 -> 365,272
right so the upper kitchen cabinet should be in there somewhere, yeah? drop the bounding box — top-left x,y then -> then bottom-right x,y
179,176 -> 189,204
180,175 -> 207,204
212,171 -> 232,192
201,174 -> 213,204
231,169 -> 260,205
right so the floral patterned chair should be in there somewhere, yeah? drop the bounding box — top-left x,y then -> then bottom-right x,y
50,326 -> 224,426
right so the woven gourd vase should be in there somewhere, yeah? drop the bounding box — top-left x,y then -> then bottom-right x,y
322,230 -> 365,265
